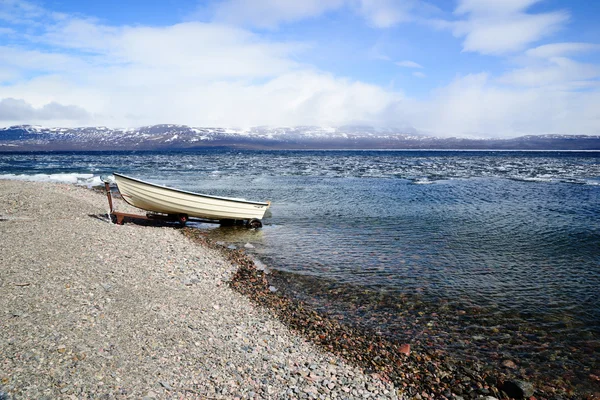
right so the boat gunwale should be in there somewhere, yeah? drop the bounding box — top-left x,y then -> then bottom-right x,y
113,173 -> 270,207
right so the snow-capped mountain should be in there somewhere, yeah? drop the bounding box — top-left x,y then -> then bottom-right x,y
0,124 -> 599,150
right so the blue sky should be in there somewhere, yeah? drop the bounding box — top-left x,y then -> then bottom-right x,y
0,0 -> 599,137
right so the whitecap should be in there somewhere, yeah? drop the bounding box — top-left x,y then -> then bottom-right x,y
413,178 -> 434,184
0,173 -> 102,187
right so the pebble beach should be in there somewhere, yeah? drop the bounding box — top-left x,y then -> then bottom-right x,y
1,180 -> 597,400
0,180 -> 397,399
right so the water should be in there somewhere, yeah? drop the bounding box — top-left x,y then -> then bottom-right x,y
1,149 -> 599,390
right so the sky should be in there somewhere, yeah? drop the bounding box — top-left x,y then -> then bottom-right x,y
0,0 -> 599,138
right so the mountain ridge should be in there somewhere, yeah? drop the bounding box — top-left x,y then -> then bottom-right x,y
1,124 -> 599,151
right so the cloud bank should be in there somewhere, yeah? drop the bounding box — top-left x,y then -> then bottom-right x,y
0,0 -> 598,138
0,98 -> 90,122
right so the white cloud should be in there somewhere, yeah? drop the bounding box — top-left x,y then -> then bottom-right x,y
498,41 -> 600,89
42,18 -> 120,53
0,0 -> 45,24
213,71 -> 405,127
413,71 -> 426,78
211,0 -> 344,28
526,42 -> 600,58
354,0 -> 413,28
455,0 -> 542,16
451,0 -> 569,55
0,14 -> 408,128
13,19 -> 308,80
396,60 -> 423,68
499,57 -> 600,88
415,73 -> 600,137
354,0 -> 442,28
0,46 -> 91,73
209,0 -> 438,29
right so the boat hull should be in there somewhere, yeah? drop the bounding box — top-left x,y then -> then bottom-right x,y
113,173 -> 270,221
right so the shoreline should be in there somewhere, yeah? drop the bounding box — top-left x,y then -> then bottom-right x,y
0,179 -> 596,399
182,229 -> 594,400
0,180 -> 397,399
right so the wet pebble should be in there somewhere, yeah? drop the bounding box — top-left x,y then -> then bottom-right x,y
501,380 -> 535,399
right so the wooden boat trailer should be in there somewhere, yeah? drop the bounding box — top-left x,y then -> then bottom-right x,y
104,182 -> 262,228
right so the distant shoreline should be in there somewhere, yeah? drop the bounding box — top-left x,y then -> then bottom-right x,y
1,147 -> 600,153
1,124 -> 599,152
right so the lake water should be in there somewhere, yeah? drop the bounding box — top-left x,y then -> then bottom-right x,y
1,149 -> 599,391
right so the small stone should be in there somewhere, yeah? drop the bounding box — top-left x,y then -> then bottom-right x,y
501,359 -> 517,369
159,381 -> 173,390
244,243 -> 255,249
254,260 -> 267,271
268,286 -> 278,293
398,344 -> 410,355
502,380 -> 534,399
303,386 -> 317,394
101,283 -> 112,291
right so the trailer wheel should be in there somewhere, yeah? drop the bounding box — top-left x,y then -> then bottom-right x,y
247,218 -> 262,229
178,214 -> 189,227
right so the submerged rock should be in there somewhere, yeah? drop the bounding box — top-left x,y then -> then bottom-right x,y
398,344 -> 410,355
501,360 -> 517,369
501,380 -> 535,399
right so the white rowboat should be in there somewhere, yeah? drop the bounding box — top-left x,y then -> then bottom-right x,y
113,173 -> 270,226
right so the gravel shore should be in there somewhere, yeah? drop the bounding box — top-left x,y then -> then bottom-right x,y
0,180 -> 398,399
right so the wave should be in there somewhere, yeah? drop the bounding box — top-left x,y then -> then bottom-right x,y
508,176 -> 600,185
0,173 -> 103,187
412,178 -> 435,184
